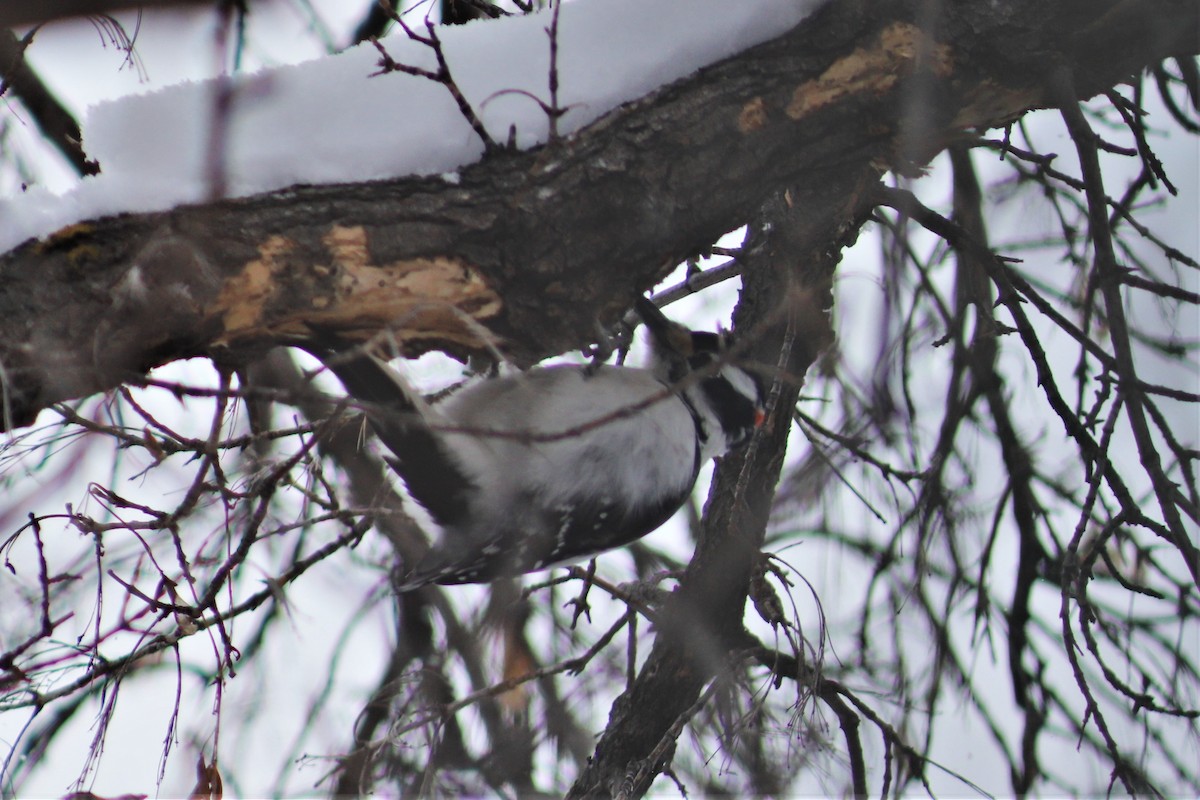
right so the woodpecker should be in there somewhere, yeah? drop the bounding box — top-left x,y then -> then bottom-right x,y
304,297 -> 764,589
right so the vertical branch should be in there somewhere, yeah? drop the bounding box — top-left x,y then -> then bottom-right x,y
821,689 -> 867,799
568,176 -> 856,796
1052,70 -> 1200,589
546,0 -> 563,139
949,145 -> 1048,795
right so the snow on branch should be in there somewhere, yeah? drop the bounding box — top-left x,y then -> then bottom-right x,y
0,0 -> 825,254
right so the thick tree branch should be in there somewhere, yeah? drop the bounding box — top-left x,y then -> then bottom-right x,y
566,168 -> 862,795
0,0 -> 1195,433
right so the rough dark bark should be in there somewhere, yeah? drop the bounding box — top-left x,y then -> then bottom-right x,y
1,0 -> 1194,431
566,160 -> 865,797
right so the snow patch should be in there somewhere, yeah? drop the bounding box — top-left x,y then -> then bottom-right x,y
0,0 -> 825,253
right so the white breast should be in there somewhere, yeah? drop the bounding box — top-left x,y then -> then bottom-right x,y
431,366 -> 698,529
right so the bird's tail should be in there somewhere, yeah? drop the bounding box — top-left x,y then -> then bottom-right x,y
299,333 -> 476,531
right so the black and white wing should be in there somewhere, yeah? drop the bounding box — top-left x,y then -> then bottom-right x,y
397,365 -> 702,586
302,341 -> 478,530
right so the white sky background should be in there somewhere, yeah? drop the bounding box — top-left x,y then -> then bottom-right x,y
0,0 -> 1197,796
